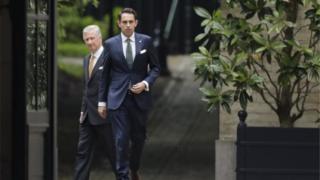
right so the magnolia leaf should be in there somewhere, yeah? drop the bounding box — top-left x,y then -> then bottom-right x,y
213,9 -> 222,18
302,47 -> 313,56
307,69 -> 320,81
268,23 -> 285,34
251,32 -> 266,45
191,52 -> 206,60
204,25 -> 211,34
194,7 -> 212,19
212,21 -> 224,30
251,74 -> 264,83
199,46 -> 210,56
199,87 -> 213,96
272,41 -> 287,53
195,33 -> 207,42
223,89 -> 235,96
207,101 -> 217,112
256,46 -> 267,53
192,1 -> 320,125
201,19 -> 211,27
231,36 -> 239,45
212,64 -> 224,72
235,52 -> 249,66
272,41 -> 286,49
302,0 -> 312,5
239,91 -> 248,110
221,102 -> 231,113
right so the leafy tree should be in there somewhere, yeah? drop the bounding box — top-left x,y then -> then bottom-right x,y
58,0 -> 110,43
193,0 -> 320,127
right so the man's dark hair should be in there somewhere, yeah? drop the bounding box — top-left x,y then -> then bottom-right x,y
118,8 -> 138,20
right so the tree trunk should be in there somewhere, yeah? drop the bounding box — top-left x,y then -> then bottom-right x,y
278,86 -> 294,127
276,0 -> 299,128
278,109 -> 294,128
279,118 -> 294,128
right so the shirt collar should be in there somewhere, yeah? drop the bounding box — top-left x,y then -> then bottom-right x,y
92,46 -> 104,59
121,32 -> 135,43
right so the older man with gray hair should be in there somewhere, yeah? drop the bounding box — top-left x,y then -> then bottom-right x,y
73,24 -> 116,180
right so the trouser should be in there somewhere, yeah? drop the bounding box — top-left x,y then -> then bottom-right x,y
74,119 -> 116,180
110,94 -> 147,180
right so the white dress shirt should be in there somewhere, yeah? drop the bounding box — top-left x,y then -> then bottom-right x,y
121,33 -> 136,61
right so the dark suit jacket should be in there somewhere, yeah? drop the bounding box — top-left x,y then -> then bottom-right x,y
99,33 -> 160,111
81,49 -> 109,125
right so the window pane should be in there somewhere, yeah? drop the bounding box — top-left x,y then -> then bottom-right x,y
26,22 -> 37,110
27,0 -> 36,13
37,21 -> 48,109
38,0 -> 48,15
26,21 -> 48,111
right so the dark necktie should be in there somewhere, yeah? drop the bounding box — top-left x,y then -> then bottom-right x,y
126,38 -> 133,69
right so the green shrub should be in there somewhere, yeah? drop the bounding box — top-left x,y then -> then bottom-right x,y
193,1 -> 320,127
58,60 -> 83,79
58,42 -> 88,57
58,5 -> 110,43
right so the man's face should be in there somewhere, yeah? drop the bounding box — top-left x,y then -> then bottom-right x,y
118,13 -> 138,37
83,31 -> 101,53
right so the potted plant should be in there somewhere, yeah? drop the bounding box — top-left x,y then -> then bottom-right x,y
192,0 -> 320,128
193,1 -> 320,179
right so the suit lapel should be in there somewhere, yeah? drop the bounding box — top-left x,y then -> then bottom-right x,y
135,33 -> 143,61
84,56 -> 90,82
115,35 -> 128,69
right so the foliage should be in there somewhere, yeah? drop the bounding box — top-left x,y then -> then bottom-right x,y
58,60 -> 83,79
193,0 -> 320,127
57,4 -> 110,43
112,6 -> 123,35
58,42 -> 88,57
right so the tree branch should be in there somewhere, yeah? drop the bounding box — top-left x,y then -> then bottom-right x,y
258,89 -> 278,112
249,57 -> 278,112
253,61 -> 279,96
290,77 -> 300,95
294,24 -> 309,36
293,81 -> 310,122
305,108 -> 320,114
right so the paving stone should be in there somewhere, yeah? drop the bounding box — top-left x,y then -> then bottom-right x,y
58,55 -> 219,180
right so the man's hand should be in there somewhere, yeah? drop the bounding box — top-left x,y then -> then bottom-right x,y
130,82 -> 146,94
98,106 -> 107,119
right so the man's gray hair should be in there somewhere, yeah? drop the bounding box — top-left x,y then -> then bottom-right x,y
83,25 -> 102,37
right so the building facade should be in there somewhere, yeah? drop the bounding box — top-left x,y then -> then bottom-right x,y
0,0 -> 57,179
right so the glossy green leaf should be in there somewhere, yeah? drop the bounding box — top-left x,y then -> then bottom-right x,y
194,7 -> 212,19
